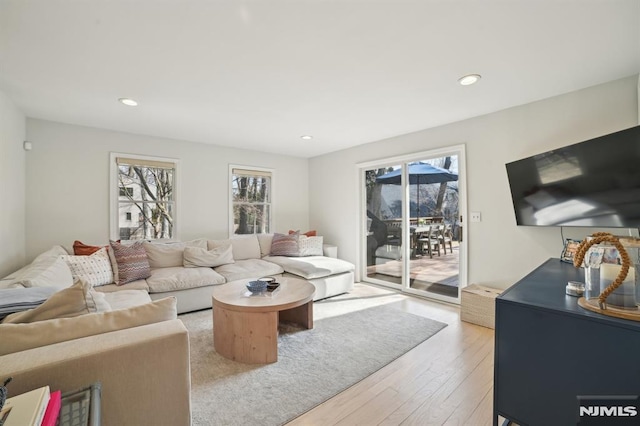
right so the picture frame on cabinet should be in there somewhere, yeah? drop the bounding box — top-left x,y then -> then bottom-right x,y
560,238 -> 582,264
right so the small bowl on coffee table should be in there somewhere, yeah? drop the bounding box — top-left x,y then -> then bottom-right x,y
246,280 -> 267,293
258,277 -> 279,292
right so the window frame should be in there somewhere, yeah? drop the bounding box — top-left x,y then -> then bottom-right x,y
110,152 -> 180,241
228,164 -> 274,237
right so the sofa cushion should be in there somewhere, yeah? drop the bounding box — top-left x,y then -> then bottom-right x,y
60,248 -> 114,287
143,240 -> 207,268
208,235 -> 261,260
0,278 -> 18,289
8,256 -> 74,290
146,266 -> 226,293
31,245 -> 70,264
110,241 -> 151,285
257,233 -> 274,257
214,259 -> 284,282
2,280 -> 111,324
263,255 -> 355,280
0,297 -> 177,356
0,287 -> 58,320
183,245 -> 234,268
2,245 -> 69,285
95,279 -> 149,293
103,289 -> 153,310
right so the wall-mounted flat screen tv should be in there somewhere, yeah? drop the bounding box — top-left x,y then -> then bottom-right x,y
505,125 -> 640,227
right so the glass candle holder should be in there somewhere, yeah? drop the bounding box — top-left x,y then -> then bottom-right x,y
584,243 -> 640,310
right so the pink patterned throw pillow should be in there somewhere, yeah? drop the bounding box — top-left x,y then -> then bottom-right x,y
109,240 -> 151,285
270,232 -> 300,257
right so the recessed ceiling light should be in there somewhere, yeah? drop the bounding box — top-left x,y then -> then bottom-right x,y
458,74 -> 481,86
118,97 -> 138,106
301,135 -> 313,140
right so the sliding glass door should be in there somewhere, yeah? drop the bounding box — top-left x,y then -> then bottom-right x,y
360,146 -> 467,303
365,163 -> 404,288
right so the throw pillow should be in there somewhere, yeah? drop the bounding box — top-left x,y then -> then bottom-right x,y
2,280 -> 111,324
143,240 -> 208,268
143,242 -> 187,268
298,235 -> 324,256
109,240 -> 151,285
60,248 -> 114,287
183,245 -> 235,268
208,235 -> 261,260
73,240 -> 106,255
270,232 -> 300,256
289,229 -> 317,237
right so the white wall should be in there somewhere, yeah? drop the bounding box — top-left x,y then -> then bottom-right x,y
309,75 -> 640,289
0,91 -> 26,277
25,119 -> 309,260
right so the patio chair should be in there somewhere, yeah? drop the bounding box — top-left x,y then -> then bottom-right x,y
439,224 -> 454,254
386,221 -> 402,246
417,225 -> 441,258
366,211 -> 389,265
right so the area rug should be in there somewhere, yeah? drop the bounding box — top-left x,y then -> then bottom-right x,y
182,301 -> 446,426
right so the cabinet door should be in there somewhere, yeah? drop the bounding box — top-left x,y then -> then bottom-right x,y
495,301 -> 640,426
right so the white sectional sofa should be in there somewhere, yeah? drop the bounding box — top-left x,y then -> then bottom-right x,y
1,233 -> 355,314
0,233 -> 354,425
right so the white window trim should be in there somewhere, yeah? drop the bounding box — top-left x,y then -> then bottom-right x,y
110,152 -> 180,241
228,164 -> 275,237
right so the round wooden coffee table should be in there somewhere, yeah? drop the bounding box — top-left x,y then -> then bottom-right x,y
212,277 -> 315,364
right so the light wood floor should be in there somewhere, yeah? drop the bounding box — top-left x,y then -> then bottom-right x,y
286,283 -> 495,426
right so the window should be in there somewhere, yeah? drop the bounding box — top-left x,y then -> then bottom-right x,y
111,154 -> 178,241
230,167 -> 272,235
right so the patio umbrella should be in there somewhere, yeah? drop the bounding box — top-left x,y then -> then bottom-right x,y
376,162 -> 458,220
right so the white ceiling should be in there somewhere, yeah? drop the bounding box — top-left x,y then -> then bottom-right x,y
1,1 -> 639,158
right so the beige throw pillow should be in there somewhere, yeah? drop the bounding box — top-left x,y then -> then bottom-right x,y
60,248 -> 114,287
0,297 -> 177,356
208,235 -> 261,260
298,236 -> 324,256
183,245 -> 234,268
143,240 -> 208,268
2,280 -> 111,324
143,242 -> 187,268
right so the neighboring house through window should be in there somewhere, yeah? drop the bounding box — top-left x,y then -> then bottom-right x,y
230,166 -> 272,235
111,153 -> 178,241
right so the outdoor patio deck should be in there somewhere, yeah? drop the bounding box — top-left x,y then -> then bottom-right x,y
366,242 -> 460,297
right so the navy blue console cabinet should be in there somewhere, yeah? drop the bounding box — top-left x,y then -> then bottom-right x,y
493,258 -> 640,426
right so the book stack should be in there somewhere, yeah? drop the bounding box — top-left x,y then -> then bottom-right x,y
0,386 -> 62,426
